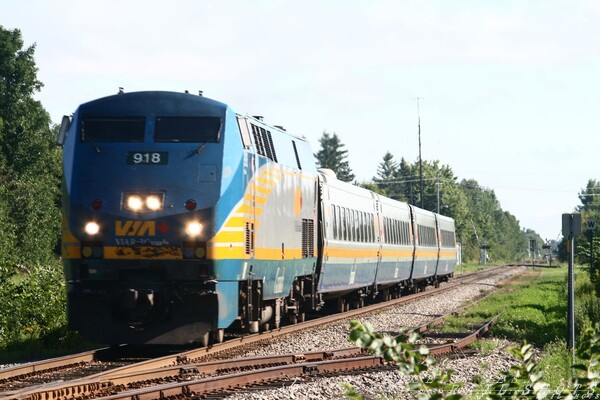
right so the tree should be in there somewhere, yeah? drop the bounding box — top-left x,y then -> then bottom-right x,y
577,179 -> 600,213
0,26 -> 65,349
0,26 -> 61,269
372,152 -> 402,200
314,131 -> 355,182
459,179 -> 527,262
572,179 -> 600,296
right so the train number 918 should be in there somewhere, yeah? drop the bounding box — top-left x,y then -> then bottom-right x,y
127,151 -> 168,165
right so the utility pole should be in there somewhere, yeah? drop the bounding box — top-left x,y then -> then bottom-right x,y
417,97 -> 423,209
436,171 -> 440,214
562,213 -> 581,364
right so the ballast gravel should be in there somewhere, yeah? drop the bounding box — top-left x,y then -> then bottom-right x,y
224,266 -> 526,399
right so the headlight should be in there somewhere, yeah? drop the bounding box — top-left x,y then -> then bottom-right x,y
127,195 -> 144,211
123,192 -> 165,212
186,222 -> 203,237
146,195 -> 162,211
84,222 -> 100,235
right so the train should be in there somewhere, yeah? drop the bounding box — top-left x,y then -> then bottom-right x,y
57,90 -> 457,346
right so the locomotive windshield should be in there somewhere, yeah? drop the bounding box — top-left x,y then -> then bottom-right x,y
154,116 -> 221,143
81,117 -> 146,142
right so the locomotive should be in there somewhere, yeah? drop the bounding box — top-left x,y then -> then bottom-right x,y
57,90 -> 457,345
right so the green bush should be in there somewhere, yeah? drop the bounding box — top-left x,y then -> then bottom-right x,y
0,261 -> 66,348
347,321 -> 600,400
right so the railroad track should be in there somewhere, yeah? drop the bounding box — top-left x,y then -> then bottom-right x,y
0,264 -> 515,399
0,346 -> 192,396
5,317 -> 498,400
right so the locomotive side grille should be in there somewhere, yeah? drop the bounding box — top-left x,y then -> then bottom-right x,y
245,222 -> 255,255
302,219 -> 314,258
251,124 -> 267,158
264,129 -> 278,162
250,124 -> 278,162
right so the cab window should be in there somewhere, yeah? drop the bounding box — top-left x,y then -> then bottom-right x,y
155,116 -> 221,142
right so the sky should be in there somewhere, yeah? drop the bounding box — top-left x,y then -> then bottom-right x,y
4,0 -> 600,241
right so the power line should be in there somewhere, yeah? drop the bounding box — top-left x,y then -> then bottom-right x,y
371,177 -> 450,185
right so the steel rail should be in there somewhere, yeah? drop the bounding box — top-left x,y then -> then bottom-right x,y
8,316 -> 500,400
428,314 -> 499,356
0,347 -> 123,382
7,348 -> 365,400
99,356 -> 387,400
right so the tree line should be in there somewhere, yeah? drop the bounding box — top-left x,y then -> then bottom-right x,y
0,26 -> 65,349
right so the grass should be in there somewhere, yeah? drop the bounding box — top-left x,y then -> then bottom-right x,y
0,325 -> 96,364
442,266 -> 576,395
444,266 -> 567,346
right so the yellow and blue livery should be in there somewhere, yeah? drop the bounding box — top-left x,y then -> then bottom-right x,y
58,90 -> 457,345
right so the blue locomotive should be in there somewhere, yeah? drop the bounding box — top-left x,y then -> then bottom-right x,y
58,90 -> 457,345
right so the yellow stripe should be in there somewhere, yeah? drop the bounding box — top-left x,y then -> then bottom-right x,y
63,231 -> 79,244
440,250 -> 457,258
224,216 -> 245,228
260,169 -> 283,179
256,185 -> 271,195
208,244 -> 316,260
212,230 -> 245,243
325,248 -> 380,258
381,249 -> 414,258
243,193 -> 267,206
257,177 -> 276,186
208,245 -> 246,259
254,247 -> 303,260
254,195 -> 267,205
324,247 -> 456,260
236,203 -> 262,217
238,203 -> 254,215
62,215 -> 80,243
415,250 -> 440,258
62,244 -> 81,258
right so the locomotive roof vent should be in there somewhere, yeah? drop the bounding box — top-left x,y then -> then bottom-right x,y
274,125 -> 286,131
198,90 -> 203,96
118,87 -> 124,94
253,115 -> 263,121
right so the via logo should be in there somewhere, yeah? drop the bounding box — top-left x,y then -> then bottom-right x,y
115,220 -> 156,236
